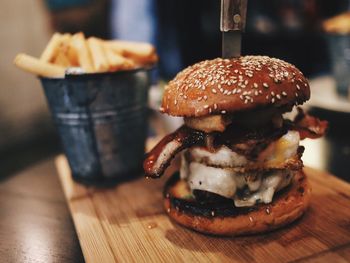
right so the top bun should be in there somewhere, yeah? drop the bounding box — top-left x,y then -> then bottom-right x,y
161,56 -> 310,117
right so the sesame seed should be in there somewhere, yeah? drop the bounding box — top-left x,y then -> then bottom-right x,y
296,84 -> 301,90
244,99 -> 248,104
212,89 -> 217,94
253,83 -> 258,88
266,95 -> 269,100
254,91 -> 258,96
263,83 -> 269,88
214,103 -> 218,109
197,97 -> 202,101
221,110 -> 226,114
282,91 -> 287,96
204,95 -> 208,100
204,105 -> 209,109
183,95 -> 187,99
271,98 -> 275,103
211,211 -> 215,217
271,91 -> 275,96
295,93 -> 299,97
174,99 -> 177,105
209,108 -> 212,113
276,94 -> 281,100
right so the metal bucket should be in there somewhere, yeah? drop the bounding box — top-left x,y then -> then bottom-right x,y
40,69 -> 151,185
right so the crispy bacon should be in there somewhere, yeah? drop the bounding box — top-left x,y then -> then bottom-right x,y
144,108 -> 327,178
143,126 -> 205,178
291,108 -> 328,140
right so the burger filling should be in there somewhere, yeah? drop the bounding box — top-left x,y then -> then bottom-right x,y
143,108 -> 327,208
180,130 -> 300,207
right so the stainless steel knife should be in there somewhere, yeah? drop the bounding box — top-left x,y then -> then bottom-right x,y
220,0 -> 248,58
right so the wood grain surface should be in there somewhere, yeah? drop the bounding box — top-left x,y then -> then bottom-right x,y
55,155 -> 350,263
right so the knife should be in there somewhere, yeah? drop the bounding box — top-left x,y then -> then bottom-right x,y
220,0 -> 248,58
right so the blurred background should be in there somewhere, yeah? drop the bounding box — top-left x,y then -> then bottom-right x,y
1,0 -> 350,180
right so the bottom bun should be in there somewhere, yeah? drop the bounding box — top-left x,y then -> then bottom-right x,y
163,169 -> 311,236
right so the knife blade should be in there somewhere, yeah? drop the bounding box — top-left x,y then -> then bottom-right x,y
222,31 -> 241,59
220,0 -> 248,58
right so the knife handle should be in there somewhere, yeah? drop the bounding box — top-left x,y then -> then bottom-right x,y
220,0 -> 248,32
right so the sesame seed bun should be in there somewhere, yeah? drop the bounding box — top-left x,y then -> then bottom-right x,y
161,56 -> 310,117
163,169 -> 311,236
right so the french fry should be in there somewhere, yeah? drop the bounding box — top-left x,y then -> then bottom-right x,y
15,32 -> 158,78
53,51 -> 72,67
14,53 -> 65,78
87,37 -> 109,72
70,32 -> 94,72
67,40 -> 79,66
58,33 -> 72,53
52,33 -> 73,67
40,33 -> 63,63
129,52 -> 159,65
102,44 -> 133,71
106,40 -> 156,63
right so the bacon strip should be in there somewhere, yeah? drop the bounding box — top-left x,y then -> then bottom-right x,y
291,108 -> 328,140
143,126 -> 205,178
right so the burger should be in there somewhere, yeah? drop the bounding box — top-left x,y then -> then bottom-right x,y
144,56 -> 327,236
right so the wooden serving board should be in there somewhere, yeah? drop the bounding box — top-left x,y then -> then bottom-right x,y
55,154 -> 350,263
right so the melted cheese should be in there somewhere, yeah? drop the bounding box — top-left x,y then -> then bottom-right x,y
233,171 -> 292,207
185,162 -> 293,207
179,130 -> 300,207
188,163 -> 237,197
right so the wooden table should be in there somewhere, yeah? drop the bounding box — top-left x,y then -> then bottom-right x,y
0,157 -> 84,262
2,155 -> 350,262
